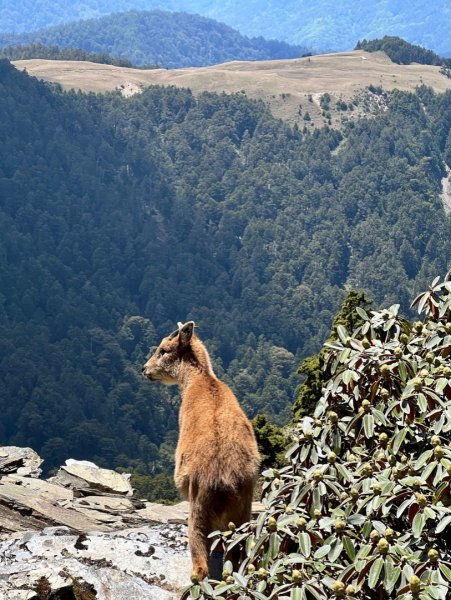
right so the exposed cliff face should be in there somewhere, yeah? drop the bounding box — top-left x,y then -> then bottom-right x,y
0,447 -> 191,599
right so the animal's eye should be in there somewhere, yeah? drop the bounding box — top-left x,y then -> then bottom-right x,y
159,348 -> 168,357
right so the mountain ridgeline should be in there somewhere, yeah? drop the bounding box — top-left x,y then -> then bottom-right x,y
0,59 -> 451,495
0,0 -> 449,56
0,10 -> 310,68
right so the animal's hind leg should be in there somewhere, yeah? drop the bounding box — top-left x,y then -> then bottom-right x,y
188,500 -> 209,581
188,488 -> 210,581
221,482 -> 254,572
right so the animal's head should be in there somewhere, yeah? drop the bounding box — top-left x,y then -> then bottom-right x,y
142,321 -> 197,384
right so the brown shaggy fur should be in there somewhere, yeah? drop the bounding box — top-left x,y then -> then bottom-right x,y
142,322 -> 260,580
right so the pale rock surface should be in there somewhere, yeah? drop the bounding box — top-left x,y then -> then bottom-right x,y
0,523 -> 191,599
0,446 -> 43,478
0,450 -> 191,598
50,459 -> 133,496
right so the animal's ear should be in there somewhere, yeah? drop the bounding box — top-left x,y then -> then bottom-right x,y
178,321 -> 195,347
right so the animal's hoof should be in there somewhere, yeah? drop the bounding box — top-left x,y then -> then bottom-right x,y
191,565 -> 208,583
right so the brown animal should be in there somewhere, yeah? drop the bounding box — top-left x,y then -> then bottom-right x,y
142,321 -> 260,581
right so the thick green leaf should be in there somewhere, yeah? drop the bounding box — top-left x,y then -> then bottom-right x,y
299,532 -> 311,558
414,449 -> 433,470
356,307 -> 368,320
412,511 -> 426,538
436,514 -> 451,534
363,413 -> 374,438
328,539 -> 343,562
312,486 -> 321,511
336,325 -> 348,343
384,560 -> 400,594
200,581 -> 215,596
417,392 -> 427,412
425,585 -> 443,600
368,556 -> 384,589
314,545 -> 330,559
439,563 -> 451,581
393,428 -> 408,454
342,535 -> 356,561
356,544 -> 372,560
269,532 -> 281,559
290,587 -> 302,600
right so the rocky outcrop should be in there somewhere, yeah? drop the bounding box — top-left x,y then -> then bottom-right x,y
0,446 -> 43,478
0,447 -> 191,599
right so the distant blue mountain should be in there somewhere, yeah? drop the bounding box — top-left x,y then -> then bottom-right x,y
0,10 -> 310,68
0,0 -> 449,55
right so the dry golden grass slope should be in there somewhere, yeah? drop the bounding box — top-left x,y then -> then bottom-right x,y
13,51 -> 451,127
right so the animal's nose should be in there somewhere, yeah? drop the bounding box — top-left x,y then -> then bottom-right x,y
141,366 -> 146,374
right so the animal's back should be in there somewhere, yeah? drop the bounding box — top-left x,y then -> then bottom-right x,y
177,376 -> 259,491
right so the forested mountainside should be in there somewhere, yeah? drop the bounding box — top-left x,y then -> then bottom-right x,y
1,59 -> 451,491
0,0 -> 449,56
0,11 -> 309,68
356,36 -> 450,66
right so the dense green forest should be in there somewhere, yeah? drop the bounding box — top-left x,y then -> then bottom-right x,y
0,0 -> 449,56
0,58 -> 450,498
356,36 -> 450,66
0,11 -> 309,68
0,43 -> 140,68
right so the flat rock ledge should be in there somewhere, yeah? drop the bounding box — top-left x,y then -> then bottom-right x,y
0,447 -> 192,599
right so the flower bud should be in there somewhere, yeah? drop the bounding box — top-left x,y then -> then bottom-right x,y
312,469 -> 324,482
334,519 -> 346,533
296,517 -> 307,530
292,569 -> 302,583
370,530 -> 380,542
428,549 -> 439,563
361,399 -> 371,413
379,432 -> 388,444
409,575 -> 421,593
332,581 -> 346,597
362,463 -> 373,476
267,517 -> 277,531
328,411 -> 339,423
434,446 -> 445,459
384,528 -> 394,542
377,538 -> 389,555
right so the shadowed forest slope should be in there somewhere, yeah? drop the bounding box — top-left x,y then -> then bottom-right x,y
0,59 -> 450,486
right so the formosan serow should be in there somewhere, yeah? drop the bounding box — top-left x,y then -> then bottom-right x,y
142,321 -> 260,581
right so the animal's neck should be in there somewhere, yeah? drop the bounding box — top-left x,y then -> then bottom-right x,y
178,360 -> 217,395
